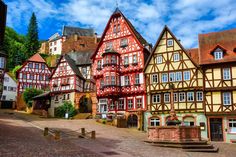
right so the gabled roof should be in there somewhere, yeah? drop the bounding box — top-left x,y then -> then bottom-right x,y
28,53 -> 46,63
62,26 -> 94,37
67,51 -> 93,65
144,25 -> 198,71
51,54 -> 85,80
91,8 -> 149,59
198,28 -> 236,65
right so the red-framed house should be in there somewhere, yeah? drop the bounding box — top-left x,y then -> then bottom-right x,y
91,8 -> 151,129
16,53 -> 51,109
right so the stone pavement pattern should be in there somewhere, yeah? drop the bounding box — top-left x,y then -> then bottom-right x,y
1,110 -> 236,157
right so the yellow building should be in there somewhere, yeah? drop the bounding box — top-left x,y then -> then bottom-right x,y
144,26 -> 208,139
195,28 -> 236,142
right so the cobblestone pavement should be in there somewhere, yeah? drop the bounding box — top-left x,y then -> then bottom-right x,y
1,110 -> 236,157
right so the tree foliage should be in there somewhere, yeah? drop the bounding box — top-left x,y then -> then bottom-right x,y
25,12 -> 40,58
11,65 -> 22,80
54,101 -> 77,118
23,88 -> 43,108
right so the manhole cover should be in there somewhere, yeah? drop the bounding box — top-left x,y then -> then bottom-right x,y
102,151 -> 120,155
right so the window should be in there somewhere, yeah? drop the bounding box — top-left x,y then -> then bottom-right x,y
111,56 -> 116,64
117,24 -> 120,32
124,56 -> 129,65
105,55 -> 109,64
229,119 -> 236,133
120,38 -> 128,47
39,75 -> 43,81
167,39 -> 173,47
135,74 -> 140,84
54,47 -> 57,51
113,24 -> 117,33
133,54 -> 137,64
196,91 -> 203,101
2,95 -> 6,100
41,64 -> 45,69
164,93 -> 170,103
35,64 -> 39,69
100,79 -> 104,88
62,94 -> 66,100
183,116 -> 195,126
214,49 -> 223,60
174,93 -> 178,102
128,99 -> 133,109
176,72 -> 182,81
67,94 -> 70,100
162,73 -> 168,83
223,68 -> 231,80
50,49 -> 52,52
118,99 -> 124,110
30,74 -> 34,80
4,77 -> 9,82
152,94 -> 161,103
150,118 -> 160,126
152,74 -> 158,83
45,76 -> 49,81
8,87 -> 14,91
173,53 -> 180,61
184,71 -> 190,81
111,76 -> 116,85
156,55 -> 162,64
105,76 -> 109,85
124,76 -> 130,86
187,92 -> 194,101
179,92 -> 185,102
23,74 -> 27,79
55,96 -> 59,101
110,101 -> 115,110
28,63 -> 33,68
169,72 -> 175,82
136,98 -> 142,108
54,41 -> 56,45
97,60 -> 101,69
3,86 -> 7,90
0,57 -> 5,68
106,42 -> 113,50
223,92 -> 231,105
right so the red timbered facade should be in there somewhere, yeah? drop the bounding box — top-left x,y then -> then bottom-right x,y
16,53 -> 51,109
91,8 -> 150,129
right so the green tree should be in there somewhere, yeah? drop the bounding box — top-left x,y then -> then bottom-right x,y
25,12 -> 40,58
11,65 -> 22,80
23,88 -> 43,108
54,101 -> 77,118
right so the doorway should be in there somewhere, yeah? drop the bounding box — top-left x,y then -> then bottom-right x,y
210,118 -> 223,141
127,114 -> 138,128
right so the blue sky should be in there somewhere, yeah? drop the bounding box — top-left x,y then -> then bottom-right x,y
5,0 -> 236,48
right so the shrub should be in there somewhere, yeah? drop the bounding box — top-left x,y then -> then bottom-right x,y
23,88 -> 43,108
54,101 -> 77,118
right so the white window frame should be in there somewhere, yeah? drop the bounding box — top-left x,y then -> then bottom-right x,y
174,93 -> 178,102
184,71 -> 191,81
223,68 -> 231,80
124,56 -> 129,65
187,92 -> 194,102
229,119 -> 236,133
106,42 -> 113,50
150,118 -> 160,127
133,54 -> 137,63
110,101 -> 115,110
176,72 -> 182,81
152,74 -> 158,84
196,91 -> 203,101
120,38 -> 128,47
173,53 -> 180,62
179,92 -> 185,102
124,76 -> 130,86
135,74 -> 140,84
128,99 -> 133,109
162,73 -> 168,83
214,50 -> 223,60
167,39 -> 173,47
111,76 -> 116,85
169,72 -> 175,82
156,55 -> 162,64
223,92 -> 231,105
164,93 -> 170,103
136,98 -> 142,108
118,99 -> 124,110
152,94 -> 161,103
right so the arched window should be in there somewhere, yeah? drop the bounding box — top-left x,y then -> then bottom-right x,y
183,116 -> 195,126
150,117 -> 160,127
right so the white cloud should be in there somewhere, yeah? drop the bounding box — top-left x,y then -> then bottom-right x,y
5,0 -> 236,48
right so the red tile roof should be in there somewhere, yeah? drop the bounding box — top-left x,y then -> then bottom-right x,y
187,48 -> 199,64
198,28 -> 236,65
28,53 -> 46,63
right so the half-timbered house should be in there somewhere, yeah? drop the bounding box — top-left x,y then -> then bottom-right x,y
91,8 -> 151,129
144,26 -> 207,138
195,29 -> 236,142
16,53 -> 51,109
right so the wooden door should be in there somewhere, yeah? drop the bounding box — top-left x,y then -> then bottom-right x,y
127,114 -> 138,128
210,118 -> 223,141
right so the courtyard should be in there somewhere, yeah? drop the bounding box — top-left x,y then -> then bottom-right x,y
0,109 -> 236,157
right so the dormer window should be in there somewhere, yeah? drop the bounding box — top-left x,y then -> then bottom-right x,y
105,42 -> 113,50
214,48 -> 223,60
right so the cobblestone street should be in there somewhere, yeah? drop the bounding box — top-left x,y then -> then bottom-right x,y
0,110 -> 236,157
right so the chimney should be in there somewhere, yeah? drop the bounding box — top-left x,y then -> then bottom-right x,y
94,33 -> 98,44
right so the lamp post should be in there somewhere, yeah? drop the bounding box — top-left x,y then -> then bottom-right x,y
0,1 -> 7,99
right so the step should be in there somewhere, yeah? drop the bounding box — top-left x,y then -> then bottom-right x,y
183,147 -> 219,153
145,140 -> 208,145
182,144 -> 214,149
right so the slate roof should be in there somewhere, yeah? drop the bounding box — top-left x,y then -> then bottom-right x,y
64,54 -> 85,80
67,51 -> 93,65
62,26 -> 94,37
198,28 -> 236,65
28,53 -> 46,63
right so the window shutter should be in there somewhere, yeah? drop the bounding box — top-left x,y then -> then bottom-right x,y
140,73 -> 143,84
